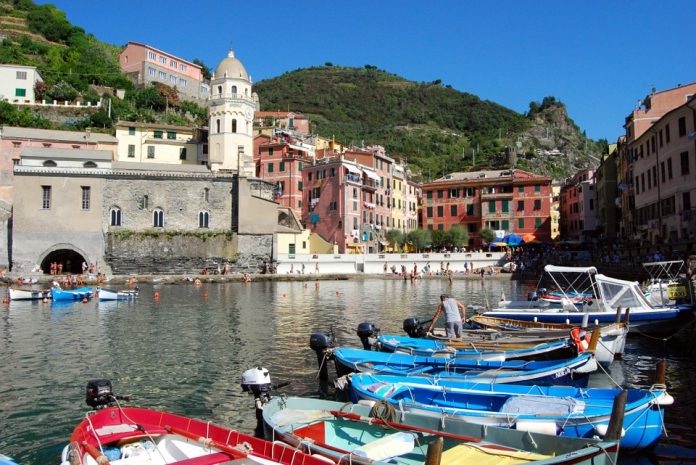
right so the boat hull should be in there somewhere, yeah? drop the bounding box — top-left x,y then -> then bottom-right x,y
333,347 -> 595,386
350,373 -> 670,450
9,287 -> 51,300
263,396 -> 619,465
51,286 -> 93,301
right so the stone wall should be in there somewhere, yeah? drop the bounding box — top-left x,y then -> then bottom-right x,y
234,234 -> 273,272
105,232 -> 237,275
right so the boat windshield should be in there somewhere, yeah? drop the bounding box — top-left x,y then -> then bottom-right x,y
595,275 -> 652,310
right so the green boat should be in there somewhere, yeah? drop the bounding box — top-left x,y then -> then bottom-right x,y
262,396 -> 620,465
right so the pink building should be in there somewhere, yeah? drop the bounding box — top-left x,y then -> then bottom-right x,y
0,126 -> 117,203
622,83 -> 696,240
630,97 -> 696,244
254,111 -> 310,135
560,169 -> 597,240
254,134 -> 312,219
119,42 -> 209,101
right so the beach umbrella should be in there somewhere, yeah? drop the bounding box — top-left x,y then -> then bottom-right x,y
502,233 -> 524,246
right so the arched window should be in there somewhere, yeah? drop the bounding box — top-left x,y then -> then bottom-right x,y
245,88 -> 248,96
216,119 -> 221,133
217,85 -> 222,95
153,208 -> 164,228
198,211 -> 209,228
110,207 -> 122,226
83,161 -> 97,168
231,85 -> 237,95
43,160 -> 57,167
231,119 -> 237,133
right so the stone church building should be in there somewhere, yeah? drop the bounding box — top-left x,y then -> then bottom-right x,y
3,50 -> 295,275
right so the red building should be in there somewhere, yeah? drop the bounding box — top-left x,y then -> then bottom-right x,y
254,134 -> 312,219
421,169 -> 552,246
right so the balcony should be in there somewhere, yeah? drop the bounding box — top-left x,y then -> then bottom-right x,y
362,180 -> 377,190
345,173 -> 362,185
481,191 -> 514,200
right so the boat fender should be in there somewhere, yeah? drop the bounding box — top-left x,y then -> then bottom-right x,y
515,420 -> 558,436
594,424 -> 625,438
357,399 -> 377,408
311,454 -> 336,464
653,392 -> 674,406
571,328 -> 590,352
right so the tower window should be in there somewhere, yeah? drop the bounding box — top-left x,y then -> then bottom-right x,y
217,85 -> 222,95
232,119 -> 237,133
216,119 -> 220,133
231,85 -> 237,95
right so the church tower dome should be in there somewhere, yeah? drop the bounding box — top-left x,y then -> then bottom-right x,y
207,49 -> 255,175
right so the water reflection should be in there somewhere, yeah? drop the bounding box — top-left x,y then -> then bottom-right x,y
0,277 -> 694,464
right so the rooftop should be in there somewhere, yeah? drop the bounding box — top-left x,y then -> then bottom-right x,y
124,41 -> 200,69
21,147 -> 113,161
1,126 -> 117,144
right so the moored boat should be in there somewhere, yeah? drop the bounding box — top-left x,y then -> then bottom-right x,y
8,287 -> 51,300
350,372 -> 673,450
377,334 -> 576,361
60,379 -> 337,465
50,283 -> 93,301
263,396 -> 620,465
333,346 -> 597,386
483,265 -> 694,335
97,287 -> 139,301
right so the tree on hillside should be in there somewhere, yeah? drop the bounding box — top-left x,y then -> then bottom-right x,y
193,58 -> 212,80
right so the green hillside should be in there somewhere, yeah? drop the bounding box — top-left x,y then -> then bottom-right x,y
0,0 -> 207,129
255,65 -> 605,180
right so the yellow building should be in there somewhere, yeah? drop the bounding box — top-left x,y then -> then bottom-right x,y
391,163 -> 406,230
550,184 -> 561,240
115,121 -> 201,165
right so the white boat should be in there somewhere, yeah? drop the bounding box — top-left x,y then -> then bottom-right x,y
9,287 -> 51,300
483,265 -> 694,335
97,287 -> 139,301
642,260 -> 687,306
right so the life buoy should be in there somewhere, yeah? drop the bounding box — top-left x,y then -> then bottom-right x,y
571,327 -> 591,352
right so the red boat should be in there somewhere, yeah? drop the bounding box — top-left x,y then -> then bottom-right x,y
59,380 -> 332,465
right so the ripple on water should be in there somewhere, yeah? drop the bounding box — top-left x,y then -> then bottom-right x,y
1,279 -> 695,464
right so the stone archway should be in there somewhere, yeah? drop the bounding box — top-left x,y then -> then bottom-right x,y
39,245 -> 88,274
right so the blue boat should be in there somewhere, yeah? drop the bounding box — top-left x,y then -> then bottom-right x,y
0,454 -> 19,465
377,334 -> 574,361
51,285 -> 94,301
350,373 -> 673,450
333,347 -> 597,386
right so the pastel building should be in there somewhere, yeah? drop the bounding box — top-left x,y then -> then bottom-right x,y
422,169 -> 552,247
254,111 -> 310,135
629,96 -> 696,244
115,121 -> 202,165
254,133 -> 313,219
0,64 -> 43,104
621,82 -> 696,239
595,144 -> 619,240
560,169 -> 597,241
550,184 -> 561,240
119,42 -> 209,101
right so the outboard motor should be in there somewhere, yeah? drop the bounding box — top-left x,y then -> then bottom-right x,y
527,291 -> 539,301
85,379 -> 130,410
309,331 -> 335,380
403,317 -> 423,338
357,322 -> 379,350
86,379 -> 114,410
241,367 -> 274,438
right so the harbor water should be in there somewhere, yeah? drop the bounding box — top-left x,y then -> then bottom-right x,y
1,277 -> 695,464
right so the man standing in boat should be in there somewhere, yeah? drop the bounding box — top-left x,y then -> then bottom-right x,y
428,293 -> 466,338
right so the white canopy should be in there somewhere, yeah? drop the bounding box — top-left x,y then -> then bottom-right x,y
363,169 -> 380,181
344,164 -> 361,175
544,265 -> 598,274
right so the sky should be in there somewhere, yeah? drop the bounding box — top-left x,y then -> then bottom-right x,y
37,0 -> 695,141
